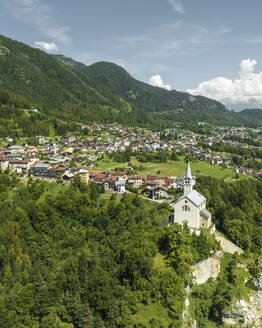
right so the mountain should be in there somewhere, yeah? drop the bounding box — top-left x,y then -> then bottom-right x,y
221,97 -> 262,112
0,34 -> 144,128
0,34 -> 259,130
238,108 -> 262,126
63,60 -> 240,126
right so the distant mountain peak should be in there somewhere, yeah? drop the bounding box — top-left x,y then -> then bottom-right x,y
221,97 -> 262,112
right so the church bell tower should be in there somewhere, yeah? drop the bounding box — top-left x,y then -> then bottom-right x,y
183,162 -> 195,195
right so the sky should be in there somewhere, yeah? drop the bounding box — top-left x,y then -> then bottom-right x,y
1,0 -> 262,105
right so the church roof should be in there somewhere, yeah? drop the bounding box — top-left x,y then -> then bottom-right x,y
186,190 -> 205,206
185,162 -> 192,179
175,190 -> 206,207
200,208 -> 212,219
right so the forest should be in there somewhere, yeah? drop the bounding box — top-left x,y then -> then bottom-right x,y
0,34 -> 261,132
0,171 -> 261,327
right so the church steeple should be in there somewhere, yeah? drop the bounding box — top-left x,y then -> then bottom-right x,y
183,162 -> 195,195
185,162 -> 192,179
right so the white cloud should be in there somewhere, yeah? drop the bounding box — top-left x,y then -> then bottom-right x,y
149,74 -> 172,90
167,0 -> 184,14
239,58 -> 256,79
34,41 -> 58,52
2,0 -> 71,44
187,58 -> 262,103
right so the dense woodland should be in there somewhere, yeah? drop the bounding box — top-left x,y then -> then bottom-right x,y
196,177 -> 262,252
0,172 -> 261,327
0,34 -> 261,131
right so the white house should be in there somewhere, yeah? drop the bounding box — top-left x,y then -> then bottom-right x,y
173,163 -> 212,230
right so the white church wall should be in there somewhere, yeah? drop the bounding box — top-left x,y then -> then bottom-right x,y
174,200 -> 200,229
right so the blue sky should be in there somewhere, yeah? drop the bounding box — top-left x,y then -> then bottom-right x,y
1,0 -> 262,104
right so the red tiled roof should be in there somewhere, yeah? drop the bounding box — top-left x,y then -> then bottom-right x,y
128,175 -> 142,179
9,160 -> 29,164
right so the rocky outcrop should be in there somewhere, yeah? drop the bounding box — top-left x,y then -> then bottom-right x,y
222,292 -> 262,327
252,275 -> 262,291
192,252 -> 222,285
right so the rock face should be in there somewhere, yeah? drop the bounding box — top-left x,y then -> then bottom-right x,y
192,253 -> 221,285
252,275 -> 262,291
223,292 -> 262,327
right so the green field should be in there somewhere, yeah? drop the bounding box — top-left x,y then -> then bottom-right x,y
93,156 -> 249,181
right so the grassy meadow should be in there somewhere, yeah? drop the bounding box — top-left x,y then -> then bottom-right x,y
93,156 -> 249,182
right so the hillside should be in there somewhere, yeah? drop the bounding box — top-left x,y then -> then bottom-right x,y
83,61 -> 242,125
238,108 -> 262,127
0,35 -> 145,127
0,173 -> 261,327
0,34 -> 260,130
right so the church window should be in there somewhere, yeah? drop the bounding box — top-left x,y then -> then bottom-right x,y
182,205 -> 190,212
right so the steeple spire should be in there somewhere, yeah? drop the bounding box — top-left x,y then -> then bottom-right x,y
183,162 -> 195,195
186,162 -> 192,179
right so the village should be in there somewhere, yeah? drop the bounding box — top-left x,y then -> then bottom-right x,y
0,123 -> 261,201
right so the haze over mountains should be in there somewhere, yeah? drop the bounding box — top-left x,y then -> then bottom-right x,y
187,58 -> 262,112
221,98 -> 262,112
0,34 -> 262,129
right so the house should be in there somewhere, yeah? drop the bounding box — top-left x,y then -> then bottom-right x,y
5,137 -> 13,143
26,146 -> 38,156
5,152 -> 24,161
92,173 -> 107,184
0,157 -> 9,171
29,162 -> 50,177
77,169 -> 89,184
153,186 -> 169,200
144,179 -> 159,189
8,160 -> 30,173
8,145 -> 25,154
141,185 -> 153,198
104,176 -> 117,190
118,145 -> 126,152
29,107 -> 39,113
141,185 -> 169,200
63,147 -> 74,154
47,167 -> 67,180
62,171 -> 75,184
173,163 -> 212,230
116,183 -> 126,193
127,175 -> 143,188
36,136 -> 45,144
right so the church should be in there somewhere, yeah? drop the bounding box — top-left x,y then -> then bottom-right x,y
173,163 -> 212,230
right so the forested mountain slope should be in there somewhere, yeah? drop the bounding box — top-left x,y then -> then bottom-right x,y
0,34 -> 260,129
58,57 -> 258,126
0,35 -> 146,126
238,108 -> 262,127
81,61 -> 241,125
